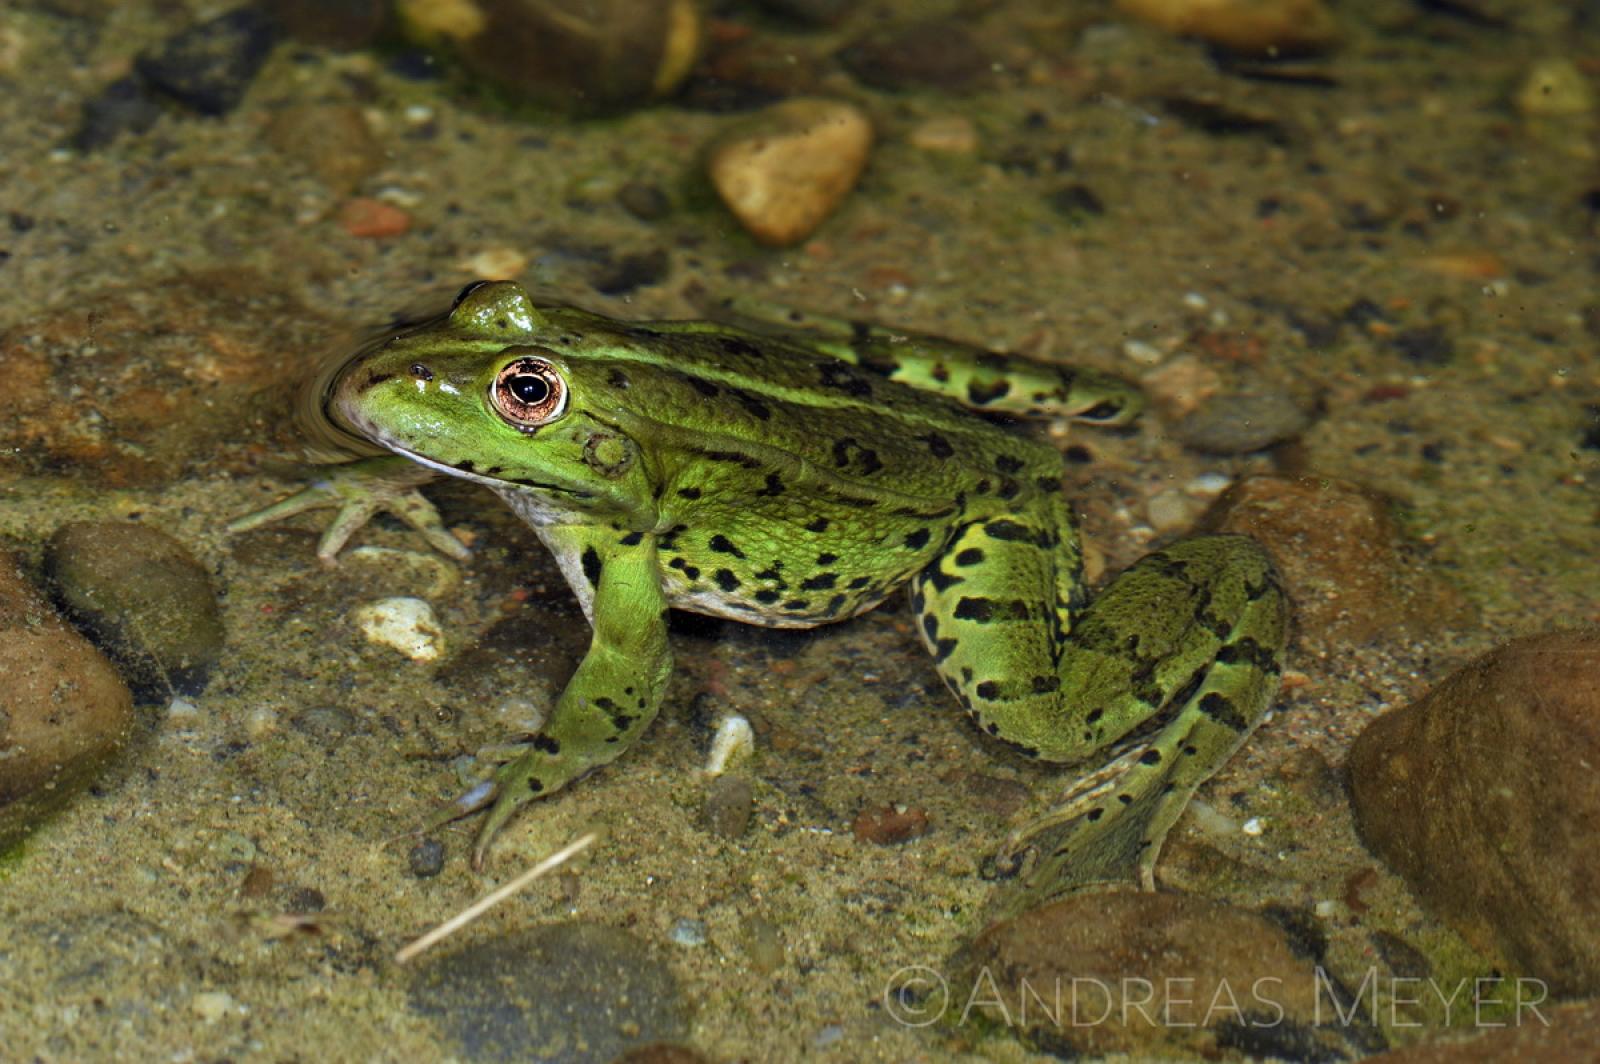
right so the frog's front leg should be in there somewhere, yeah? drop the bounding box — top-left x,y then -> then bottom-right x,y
463,523 -> 672,869
913,501 -> 1288,908
227,455 -> 468,563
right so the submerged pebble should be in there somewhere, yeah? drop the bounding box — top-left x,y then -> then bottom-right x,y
397,0 -> 702,112
1515,58 -> 1594,118
835,19 -> 992,93
353,597 -> 444,662
1172,392 -> 1310,454
851,804 -> 931,845
1347,630 -> 1600,996
0,551 -> 135,851
704,713 -> 754,776
951,892 -> 1377,1059
408,837 -> 446,878
46,521 -> 224,700
408,922 -> 687,1062
1201,474 -> 1470,646
669,918 -> 707,947
265,103 -> 384,195
338,196 -> 412,238
1116,0 -> 1338,56
706,98 -> 872,247
702,774 -> 754,839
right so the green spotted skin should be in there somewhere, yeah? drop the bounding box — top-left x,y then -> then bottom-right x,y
233,281 -> 1288,890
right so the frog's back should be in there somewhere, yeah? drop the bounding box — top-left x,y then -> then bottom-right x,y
513,308 -> 1073,629
540,306 -> 1063,498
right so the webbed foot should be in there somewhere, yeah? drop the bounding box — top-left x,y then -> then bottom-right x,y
228,456 -> 468,563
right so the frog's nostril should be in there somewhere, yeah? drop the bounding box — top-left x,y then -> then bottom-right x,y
409,362 -> 434,382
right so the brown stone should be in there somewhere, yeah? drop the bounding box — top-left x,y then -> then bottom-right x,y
1347,630 -> 1600,996
1117,0 -> 1338,56
1362,999 -> 1600,1063
1201,474 -> 1472,646
707,98 -> 873,247
951,891 -> 1377,1059
46,522 -> 225,699
851,804 -> 931,844
265,103 -> 384,195
397,0 -> 702,112
0,552 -> 135,850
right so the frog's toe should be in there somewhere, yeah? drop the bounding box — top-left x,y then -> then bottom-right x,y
992,799 -> 1157,911
470,774 -> 537,871
227,484 -> 342,535
389,488 -> 472,561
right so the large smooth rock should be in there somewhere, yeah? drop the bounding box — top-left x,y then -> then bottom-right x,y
0,551 -> 135,851
46,522 -> 225,699
397,0 -> 702,112
1201,474 -> 1472,646
407,922 -> 687,1063
1347,630 -> 1600,996
948,891 -> 1379,1059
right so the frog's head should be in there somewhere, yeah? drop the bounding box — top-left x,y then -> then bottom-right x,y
327,281 -> 640,507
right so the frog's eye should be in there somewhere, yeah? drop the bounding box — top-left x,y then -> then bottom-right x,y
491,355 -> 568,427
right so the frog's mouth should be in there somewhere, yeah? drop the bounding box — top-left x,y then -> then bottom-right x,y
372,434 -> 585,498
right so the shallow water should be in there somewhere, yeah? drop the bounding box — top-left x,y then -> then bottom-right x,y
1,2 -> 1597,1061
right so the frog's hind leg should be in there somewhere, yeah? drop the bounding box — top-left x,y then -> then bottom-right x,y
913,514 -> 1287,906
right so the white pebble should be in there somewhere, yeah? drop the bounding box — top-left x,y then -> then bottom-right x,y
670,917 -> 708,947
1122,339 -> 1165,366
167,697 -> 200,721
705,714 -> 755,776
1146,488 -> 1196,534
1241,817 -> 1265,836
244,706 -> 280,739
353,597 -> 445,662
1185,798 -> 1238,838
1185,472 -> 1234,496
462,246 -> 529,280
375,185 -> 422,208
909,115 -> 979,153
191,990 -> 240,1023
493,697 -> 547,735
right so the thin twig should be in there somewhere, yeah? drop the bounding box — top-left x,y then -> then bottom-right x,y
394,832 -> 598,965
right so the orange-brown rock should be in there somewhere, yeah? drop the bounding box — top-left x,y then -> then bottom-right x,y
0,551 -> 136,850
1347,630 -> 1600,996
1201,474 -> 1471,646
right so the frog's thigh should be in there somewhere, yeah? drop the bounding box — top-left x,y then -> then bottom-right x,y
912,510 -> 1075,753
916,527 -> 1286,893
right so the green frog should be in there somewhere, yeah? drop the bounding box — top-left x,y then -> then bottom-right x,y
231,281 -> 1287,902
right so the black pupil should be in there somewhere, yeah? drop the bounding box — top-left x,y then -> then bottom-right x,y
509,373 -> 549,405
